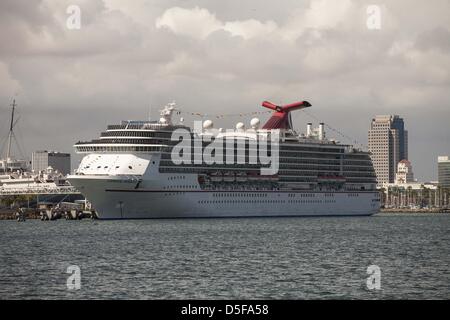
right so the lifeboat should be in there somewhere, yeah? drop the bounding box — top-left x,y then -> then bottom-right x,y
210,171 -> 223,182
236,172 -> 248,182
317,175 -> 346,182
223,172 -> 236,182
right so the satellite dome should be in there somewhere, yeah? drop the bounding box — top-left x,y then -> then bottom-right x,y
236,122 -> 245,130
250,118 -> 260,129
203,120 -> 213,129
159,117 -> 167,124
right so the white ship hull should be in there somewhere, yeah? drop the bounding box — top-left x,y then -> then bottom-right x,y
68,174 -> 380,219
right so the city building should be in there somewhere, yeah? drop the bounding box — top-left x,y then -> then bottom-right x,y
368,115 -> 408,184
438,156 -> 450,188
379,159 -> 450,209
395,159 -> 414,184
31,151 -> 71,175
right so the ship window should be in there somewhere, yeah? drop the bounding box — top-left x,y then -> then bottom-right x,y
129,166 -> 133,169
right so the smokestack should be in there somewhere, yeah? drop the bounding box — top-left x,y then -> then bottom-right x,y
306,123 -> 312,137
319,123 -> 325,140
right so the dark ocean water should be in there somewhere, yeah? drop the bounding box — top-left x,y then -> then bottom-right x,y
0,213 -> 449,299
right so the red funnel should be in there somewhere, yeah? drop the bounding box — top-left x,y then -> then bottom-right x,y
261,100 -> 311,129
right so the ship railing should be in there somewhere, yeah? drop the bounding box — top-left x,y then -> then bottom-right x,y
0,186 -> 80,195
106,124 -> 188,131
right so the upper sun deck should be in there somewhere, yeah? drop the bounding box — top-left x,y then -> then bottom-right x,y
73,101 -> 366,155
106,121 -> 189,132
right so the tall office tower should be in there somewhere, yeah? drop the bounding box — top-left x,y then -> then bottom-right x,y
438,156 -> 450,188
32,150 -> 71,175
368,115 -> 408,184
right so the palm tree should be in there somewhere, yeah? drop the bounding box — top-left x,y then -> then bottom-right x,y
422,186 -> 431,208
419,185 -> 424,208
406,186 -> 412,208
443,187 -> 450,208
379,187 -> 386,207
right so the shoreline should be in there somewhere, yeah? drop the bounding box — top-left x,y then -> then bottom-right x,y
1,208 -> 449,220
380,208 -> 450,214
0,209 -> 40,220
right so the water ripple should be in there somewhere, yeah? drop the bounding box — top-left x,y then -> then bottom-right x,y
0,214 -> 449,299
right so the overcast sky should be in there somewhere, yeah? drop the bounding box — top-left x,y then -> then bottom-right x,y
0,0 -> 449,181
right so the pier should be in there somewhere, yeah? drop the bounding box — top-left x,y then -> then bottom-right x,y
0,205 -> 97,221
0,185 -> 80,196
1,188 -> 96,221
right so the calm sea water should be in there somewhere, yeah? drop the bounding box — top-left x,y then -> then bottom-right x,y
0,213 -> 449,299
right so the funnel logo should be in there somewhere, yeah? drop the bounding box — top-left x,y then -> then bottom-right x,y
171,121 -> 280,175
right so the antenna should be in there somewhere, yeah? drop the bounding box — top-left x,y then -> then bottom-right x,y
6,99 -> 17,161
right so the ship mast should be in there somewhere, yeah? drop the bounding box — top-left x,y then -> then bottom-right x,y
6,99 -> 17,161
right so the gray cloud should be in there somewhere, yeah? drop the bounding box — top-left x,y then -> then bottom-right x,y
0,0 -> 449,180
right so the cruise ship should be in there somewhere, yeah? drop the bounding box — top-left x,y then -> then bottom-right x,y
68,100 -> 380,219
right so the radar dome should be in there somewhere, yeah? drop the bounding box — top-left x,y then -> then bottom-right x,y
159,117 -> 167,124
250,118 -> 260,129
236,122 -> 245,130
203,120 -> 213,129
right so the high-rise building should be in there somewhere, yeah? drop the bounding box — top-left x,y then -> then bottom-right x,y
368,115 -> 408,184
438,156 -> 450,188
32,150 -> 71,175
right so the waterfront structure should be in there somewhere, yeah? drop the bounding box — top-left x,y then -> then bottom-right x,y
381,158 -> 450,209
0,166 -> 82,206
32,151 -> 71,175
368,115 -> 408,184
438,156 -> 450,188
381,181 -> 449,209
395,159 -> 414,184
68,100 -> 380,219
0,100 -> 81,205
0,99 -> 28,173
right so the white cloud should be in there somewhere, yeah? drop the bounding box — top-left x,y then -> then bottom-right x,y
156,52 -> 202,76
0,62 -> 21,98
154,1 -> 356,42
1,0 -> 449,180
223,19 -> 278,40
155,6 -> 278,40
303,45 -> 347,73
304,0 -> 353,29
281,0 -> 355,41
155,6 -> 222,40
